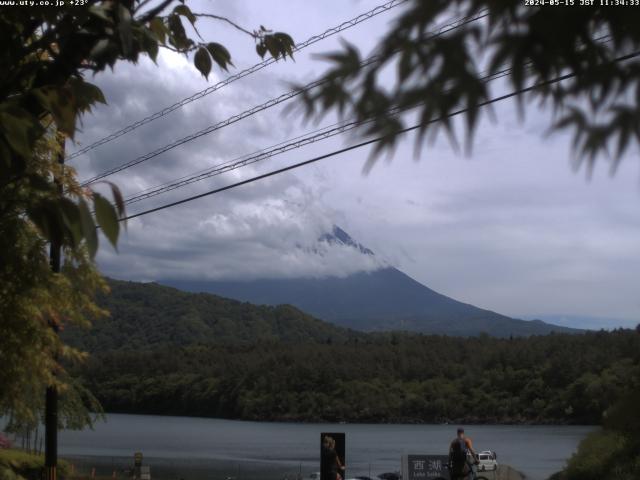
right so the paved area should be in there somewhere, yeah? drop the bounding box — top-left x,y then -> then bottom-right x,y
477,465 -> 526,480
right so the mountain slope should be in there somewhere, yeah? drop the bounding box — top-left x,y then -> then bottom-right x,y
165,268 -> 576,337
64,279 -> 357,352
163,228 -> 577,337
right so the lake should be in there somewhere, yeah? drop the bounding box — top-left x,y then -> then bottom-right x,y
53,414 -> 594,480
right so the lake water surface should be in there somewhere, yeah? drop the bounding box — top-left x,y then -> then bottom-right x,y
54,414 -> 594,480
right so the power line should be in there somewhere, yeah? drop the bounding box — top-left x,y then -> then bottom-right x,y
115,35 -> 614,203
123,119 -> 366,205
121,50 -> 640,223
123,120 -> 348,199
80,9 -> 490,186
122,66 -> 514,206
67,0 -> 410,161
79,68 -> 341,185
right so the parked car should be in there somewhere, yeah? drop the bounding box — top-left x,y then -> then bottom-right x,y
377,472 -> 400,480
477,451 -> 498,471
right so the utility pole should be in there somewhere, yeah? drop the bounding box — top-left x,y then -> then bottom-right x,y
45,136 -> 64,480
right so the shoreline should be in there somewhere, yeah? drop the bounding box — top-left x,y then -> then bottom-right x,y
92,411 -> 597,427
63,455 -> 530,480
64,455 -> 338,480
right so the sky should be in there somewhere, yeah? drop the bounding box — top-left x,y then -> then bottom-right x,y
70,0 -> 640,328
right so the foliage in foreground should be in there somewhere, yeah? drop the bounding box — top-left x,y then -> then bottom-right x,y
0,132 -> 106,428
0,0 -> 293,428
299,0 -> 640,174
0,449 -> 69,480
74,329 -> 640,425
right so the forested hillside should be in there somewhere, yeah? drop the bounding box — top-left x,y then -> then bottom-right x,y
75,329 -> 640,425
64,279 -> 358,351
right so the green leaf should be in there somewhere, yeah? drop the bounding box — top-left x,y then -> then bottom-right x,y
26,203 -> 54,243
261,33 -> 295,61
33,86 -> 77,137
274,32 -> 295,59
149,18 -> 167,44
68,79 -> 107,114
89,38 -> 112,62
206,42 -> 232,70
78,198 -> 98,258
173,5 -> 196,26
167,14 -> 192,51
0,114 -> 31,158
194,47 -> 212,79
142,28 -> 159,62
55,90 -> 78,138
117,4 -> 133,57
104,181 -> 127,220
263,36 -> 280,60
93,192 -> 119,250
59,198 -> 83,248
256,43 -> 267,58
0,106 -> 38,158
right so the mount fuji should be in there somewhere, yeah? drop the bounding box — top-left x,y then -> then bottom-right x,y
163,227 -> 577,337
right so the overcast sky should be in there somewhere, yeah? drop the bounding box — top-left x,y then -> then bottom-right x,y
71,0 -> 640,328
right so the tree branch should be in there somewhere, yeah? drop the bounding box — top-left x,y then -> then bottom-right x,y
138,0 -> 175,24
160,44 -> 197,54
134,0 -> 154,14
194,13 -> 257,38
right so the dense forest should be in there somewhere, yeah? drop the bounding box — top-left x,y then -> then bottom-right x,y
74,329 -> 640,425
65,280 -> 640,426
64,280 -> 359,351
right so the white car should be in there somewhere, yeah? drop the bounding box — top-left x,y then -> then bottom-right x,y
476,451 -> 498,472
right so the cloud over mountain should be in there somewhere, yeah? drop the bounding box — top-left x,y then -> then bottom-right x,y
99,184 -> 384,282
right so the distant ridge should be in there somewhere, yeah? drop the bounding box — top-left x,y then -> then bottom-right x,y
522,314 -> 638,330
163,227 -> 578,337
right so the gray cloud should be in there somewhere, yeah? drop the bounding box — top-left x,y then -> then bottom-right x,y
96,176 -> 384,281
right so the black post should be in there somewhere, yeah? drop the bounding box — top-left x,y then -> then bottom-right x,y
45,138 -> 64,480
44,384 -> 58,480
